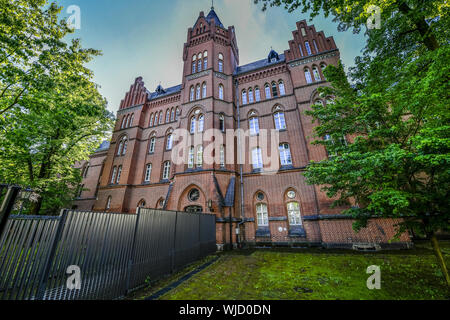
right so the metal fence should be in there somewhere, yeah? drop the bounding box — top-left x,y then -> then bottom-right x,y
0,207 -> 216,300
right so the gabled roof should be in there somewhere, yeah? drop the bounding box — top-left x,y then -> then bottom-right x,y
205,8 -> 224,28
234,53 -> 286,76
147,84 -> 182,101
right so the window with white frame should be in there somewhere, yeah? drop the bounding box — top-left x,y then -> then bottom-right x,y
313,66 -> 321,81
154,113 -> 158,126
218,53 -> 224,72
252,147 -> 263,170
149,113 -> 154,127
220,145 -> 225,167
188,146 -> 195,168
196,146 -> 203,167
171,108 -> 175,122
144,164 -> 152,182
219,114 -> 225,132
279,143 -> 292,166
159,111 -> 163,124
256,203 -> 269,226
198,115 -> 204,132
305,68 -> 313,84
249,117 -> 260,135
287,202 -> 302,225
279,81 -> 286,96
190,86 -> 194,101
111,166 -> 117,184
255,87 -> 261,102
196,85 -> 201,100
149,137 -> 156,153
248,88 -> 254,103
162,161 -> 171,180
166,110 -> 170,123
116,166 -> 122,184
202,83 -> 207,98
219,84 -> 224,100
166,134 -> 173,150
129,114 -> 134,127
242,90 -> 247,105
265,84 -> 271,99
274,111 -> 286,130
271,82 -> 278,98
192,54 -> 197,74
122,139 -> 128,155
190,116 -> 196,134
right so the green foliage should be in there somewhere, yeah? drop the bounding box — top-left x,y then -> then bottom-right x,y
0,0 -> 114,214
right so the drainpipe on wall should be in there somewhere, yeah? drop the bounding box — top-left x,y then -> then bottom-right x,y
235,80 -> 245,247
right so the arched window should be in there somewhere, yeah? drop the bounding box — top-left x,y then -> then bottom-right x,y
190,86 -> 195,102
305,41 -> 312,55
196,145 -> 203,167
313,66 -> 321,81
301,27 -> 307,36
313,39 -> 319,53
218,84 -> 224,100
304,68 -> 313,84
111,167 -> 117,184
256,203 -> 269,226
265,84 -> 271,99
121,116 -> 126,129
271,82 -> 278,98
129,114 -> 134,127
255,87 -> 261,102
279,143 -> 292,166
198,53 -> 202,72
252,147 -> 263,170
279,81 -> 286,96
144,164 -> 152,182
149,137 -> 156,153
219,145 -> 225,168
249,116 -> 259,136
320,63 -> 327,71
170,108 -> 175,122
287,202 -> 302,225
138,200 -> 146,208
162,161 -> 171,180
203,53 -> 208,70
117,136 -> 127,156
298,44 -> 304,57
192,55 -> 197,74
176,108 -> 180,121
218,53 -> 224,72
248,88 -> 254,103
219,114 -> 225,132
242,90 -> 247,105
117,141 -> 124,156
154,112 -> 159,126
274,111 -> 286,130
106,196 -> 112,210
157,111 -> 162,124
149,113 -> 154,127
116,166 -> 122,184
166,134 -> 173,150
198,114 -> 204,132
196,84 -> 201,100
125,115 -> 130,128
165,110 -> 169,123
202,82 -> 207,98
188,146 -> 195,168
122,140 -> 127,155
190,116 -> 196,134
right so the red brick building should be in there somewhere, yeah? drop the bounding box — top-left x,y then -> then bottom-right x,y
73,8 -> 411,250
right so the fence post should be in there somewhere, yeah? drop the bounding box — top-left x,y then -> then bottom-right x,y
125,207 -> 141,296
36,209 -> 69,300
0,185 -> 21,240
171,211 -> 178,273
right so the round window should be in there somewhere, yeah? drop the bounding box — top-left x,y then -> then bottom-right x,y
188,189 -> 200,202
256,192 -> 264,201
287,191 -> 296,199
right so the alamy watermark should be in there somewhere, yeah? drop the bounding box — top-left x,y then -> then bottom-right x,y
366,265 -> 381,289
366,5 -> 382,30
66,265 -> 81,290
66,5 -> 81,30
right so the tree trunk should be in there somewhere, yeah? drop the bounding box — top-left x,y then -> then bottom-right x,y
430,233 -> 450,287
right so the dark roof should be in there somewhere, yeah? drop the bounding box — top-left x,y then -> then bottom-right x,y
147,84 -> 182,101
95,141 -> 110,153
205,8 -> 224,28
224,177 -> 236,207
267,49 -> 280,63
234,53 -> 285,75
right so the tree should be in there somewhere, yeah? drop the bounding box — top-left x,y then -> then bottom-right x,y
0,1 -> 114,214
254,0 -> 450,286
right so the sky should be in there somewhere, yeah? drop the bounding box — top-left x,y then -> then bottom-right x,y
55,0 -> 367,113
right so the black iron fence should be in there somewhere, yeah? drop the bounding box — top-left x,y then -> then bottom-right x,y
0,204 -> 216,300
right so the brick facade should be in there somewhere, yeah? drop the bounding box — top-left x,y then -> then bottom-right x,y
73,8 -> 411,249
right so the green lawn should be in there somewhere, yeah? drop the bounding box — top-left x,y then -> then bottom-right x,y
130,241 -> 450,300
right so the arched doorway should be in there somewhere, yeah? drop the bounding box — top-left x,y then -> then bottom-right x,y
184,205 -> 203,213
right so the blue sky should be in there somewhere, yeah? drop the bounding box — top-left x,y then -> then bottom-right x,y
55,0 -> 367,113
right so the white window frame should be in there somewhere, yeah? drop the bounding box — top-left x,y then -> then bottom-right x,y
252,147 -> 263,170
249,117 -> 260,136
279,143 -> 292,166
162,161 -> 171,180
144,164 -> 152,182
256,203 -> 269,226
274,112 -> 287,130
287,202 -> 302,225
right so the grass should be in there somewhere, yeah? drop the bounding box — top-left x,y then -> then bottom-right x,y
130,240 -> 450,300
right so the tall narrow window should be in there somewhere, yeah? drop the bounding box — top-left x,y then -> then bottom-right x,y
154,112 -> 158,126
121,117 -> 126,129
166,110 -> 170,123
188,146 -> 195,168
299,44 -> 304,57
192,54 -> 197,74
256,203 -> 269,226
279,143 -> 292,166
255,87 -> 261,102
149,137 -> 156,153
274,112 -> 286,130
313,66 -> 321,81
117,141 -> 124,156
252,147 -> 263,170
242,90 -> 247,105
116,166 -> 122,184
305,68 -> 313,84
122,139 -> 128,155
159,111 -> 163,124
198,57 -> 202,72
196,85 -> 201,100
190,86 -> 195,101
219,145 -> 225,168
287,202 -> 302,225
176,108 -> 180,121
111,167 -> 117,184
198,115 -> 204,132
203,51 -> 208,70
265,84 -> 271,99
129,114 -> 134,127
149,113 -> 154,127
249,117 -> 260,135
219,85 -> 224,100
144,164 -> 152,182
190,116 -> 196,134
106,196 -> 112,210
170,108 -> 175,122
305,41 -> 312,55
279,81 -> 286,96
248,89 -> 254,103
313,39 -> 319,53
162,161 -> 171,180
196,146 -> 203,167
125,115 -> 130,128
219,114 -> 225,132
166,134 -> 173,150
271,82 -> 278,98
218,53 -> 224,72
202,83 -> 207,98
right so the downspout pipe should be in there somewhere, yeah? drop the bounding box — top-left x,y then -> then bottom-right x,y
235,80 -> 245,247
